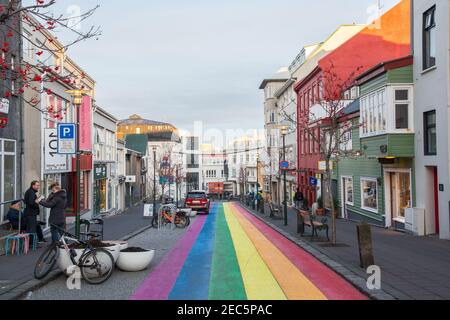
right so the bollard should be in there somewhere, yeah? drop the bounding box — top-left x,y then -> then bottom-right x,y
356,222 -> 375,269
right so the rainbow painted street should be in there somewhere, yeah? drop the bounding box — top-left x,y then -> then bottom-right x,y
131,203 -> 367,301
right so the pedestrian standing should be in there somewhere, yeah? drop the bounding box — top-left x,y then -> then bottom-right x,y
24,181 -> 45,242
37,182 -> 67,243
294,188 -> 304,210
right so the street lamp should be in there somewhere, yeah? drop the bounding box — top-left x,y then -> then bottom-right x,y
152,146 -> 157,216
66,89 -> 91,239
280,125 -> 289,227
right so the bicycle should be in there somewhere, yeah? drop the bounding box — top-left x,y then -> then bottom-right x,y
151,206 -> 189,229
34,224 -> 115,285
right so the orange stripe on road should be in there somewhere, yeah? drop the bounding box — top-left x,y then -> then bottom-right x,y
230,203 -> 327,300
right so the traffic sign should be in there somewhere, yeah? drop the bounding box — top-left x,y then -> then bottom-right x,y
280,161 -> 290,170
57,123 -> 76,154
309,177 -> 318,186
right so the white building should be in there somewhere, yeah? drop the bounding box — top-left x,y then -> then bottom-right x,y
226,133 -> 264,196
93,105 -> 118,216
181,134 -> 202,193
412,0 -> 450,239
201,144 -> 226,194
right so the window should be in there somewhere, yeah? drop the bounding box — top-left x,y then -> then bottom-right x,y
0,139 -> 17,222
343,177 -> 354,205
423,6 -> 436,70
424,110 -> 437,155
361,178 -> 378,213
394,89 -> 410,129
360,88 -> 387,137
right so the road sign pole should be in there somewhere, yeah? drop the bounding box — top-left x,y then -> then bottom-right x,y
282,134 -> 288,227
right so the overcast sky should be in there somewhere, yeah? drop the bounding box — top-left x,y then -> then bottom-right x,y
48,0 -> 400,134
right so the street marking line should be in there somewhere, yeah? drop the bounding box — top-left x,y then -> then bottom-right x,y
169,204 -> 219,300
233,203 -> 368,300
209,204 -> 247,300
130,212 -> 208,300
223,203 -> 286,300
230,203 -> 327,300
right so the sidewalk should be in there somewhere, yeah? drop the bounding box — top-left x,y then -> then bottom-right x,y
0,203 -> 153,300
243,202 -> 450,300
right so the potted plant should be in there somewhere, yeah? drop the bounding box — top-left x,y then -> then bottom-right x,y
316,196 -> 325,216
117,247 -> 156,272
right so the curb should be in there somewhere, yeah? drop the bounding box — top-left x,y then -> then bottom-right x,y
1,223 -> 154,300
238,203 -> 396,301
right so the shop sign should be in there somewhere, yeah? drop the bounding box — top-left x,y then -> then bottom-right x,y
318,161 -> 334,171
79,96 -> 92,151
309,177 -> 318,187
0,98 -> 10,114
94,164 -> 107,180
45,129 -> 69,172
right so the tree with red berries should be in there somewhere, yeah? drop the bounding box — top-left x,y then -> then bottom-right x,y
0,0 -> 100,124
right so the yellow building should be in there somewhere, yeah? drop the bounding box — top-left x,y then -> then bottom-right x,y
117,114 -> 179,140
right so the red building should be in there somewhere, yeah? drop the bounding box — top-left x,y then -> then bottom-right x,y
295,0 -> 411,207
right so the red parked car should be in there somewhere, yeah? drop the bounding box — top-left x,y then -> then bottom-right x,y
185,191 -> 210,214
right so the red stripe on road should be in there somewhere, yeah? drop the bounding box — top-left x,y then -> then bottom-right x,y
232,203 -> 367,300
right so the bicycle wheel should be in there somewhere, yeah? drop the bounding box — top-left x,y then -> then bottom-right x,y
79,248 -> 114,285
175,215 -> 188,228
34,243 -> 59,280
185,216 -> 191,227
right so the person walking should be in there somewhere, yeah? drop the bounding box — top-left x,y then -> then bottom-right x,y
37,182 -> 67,243
294,188 -> 304,210
24,181 -> 45,243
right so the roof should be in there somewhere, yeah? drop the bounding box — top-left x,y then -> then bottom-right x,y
343,98 -> 360,115
118,114 -> 172,127
356,55 -> 413,85
259,67 -> 289,89
125,134 -> 148,155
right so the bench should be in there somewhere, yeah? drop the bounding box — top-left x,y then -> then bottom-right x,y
269,202 -> 282,219
297,210 -> 329,242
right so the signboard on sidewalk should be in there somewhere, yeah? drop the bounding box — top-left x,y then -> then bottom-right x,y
143,204 -> 154,218
57,123 -> 76,154
44,129 -> 69,172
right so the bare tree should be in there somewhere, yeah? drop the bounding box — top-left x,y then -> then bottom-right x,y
281,64 -> 363,244
0,0 -> 101,122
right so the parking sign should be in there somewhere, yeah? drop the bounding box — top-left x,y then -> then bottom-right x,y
57,123 -> 76,154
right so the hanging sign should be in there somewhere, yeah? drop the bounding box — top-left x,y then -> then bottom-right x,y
45,129 -> 69,172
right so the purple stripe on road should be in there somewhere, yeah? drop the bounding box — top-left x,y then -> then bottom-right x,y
130,215 -> 208,300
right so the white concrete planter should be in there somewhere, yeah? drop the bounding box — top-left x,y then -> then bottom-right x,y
104,241 -> 128,255
57,243 -> 121,275
116,249 -> 155,272
179,208 -> 195,217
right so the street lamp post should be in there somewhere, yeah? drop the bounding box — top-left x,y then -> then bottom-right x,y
66,89 -> 90,239
281,126 -> 288,227
153,146 -> 157,216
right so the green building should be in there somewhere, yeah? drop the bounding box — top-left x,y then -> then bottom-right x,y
333,56 -> 415,230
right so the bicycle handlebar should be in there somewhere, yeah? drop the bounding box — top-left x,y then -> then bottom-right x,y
50,224 -> 87,245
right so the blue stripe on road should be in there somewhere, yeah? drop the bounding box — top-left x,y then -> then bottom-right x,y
168,204 -> 218,300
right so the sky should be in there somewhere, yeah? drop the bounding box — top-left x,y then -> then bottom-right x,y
44,0 -> 400,135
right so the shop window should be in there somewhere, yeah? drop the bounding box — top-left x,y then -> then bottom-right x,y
361,178 -> 378,213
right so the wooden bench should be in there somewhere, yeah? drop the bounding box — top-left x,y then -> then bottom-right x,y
297,210 -> 329,241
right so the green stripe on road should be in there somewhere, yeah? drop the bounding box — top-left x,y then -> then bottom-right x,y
209,204 -> 247,300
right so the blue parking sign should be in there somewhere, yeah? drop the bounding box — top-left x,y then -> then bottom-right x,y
57,123 -> 76,154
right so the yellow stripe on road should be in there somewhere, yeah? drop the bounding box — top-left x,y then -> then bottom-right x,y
231,204 -> 327,300
223,203 -> 286,300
